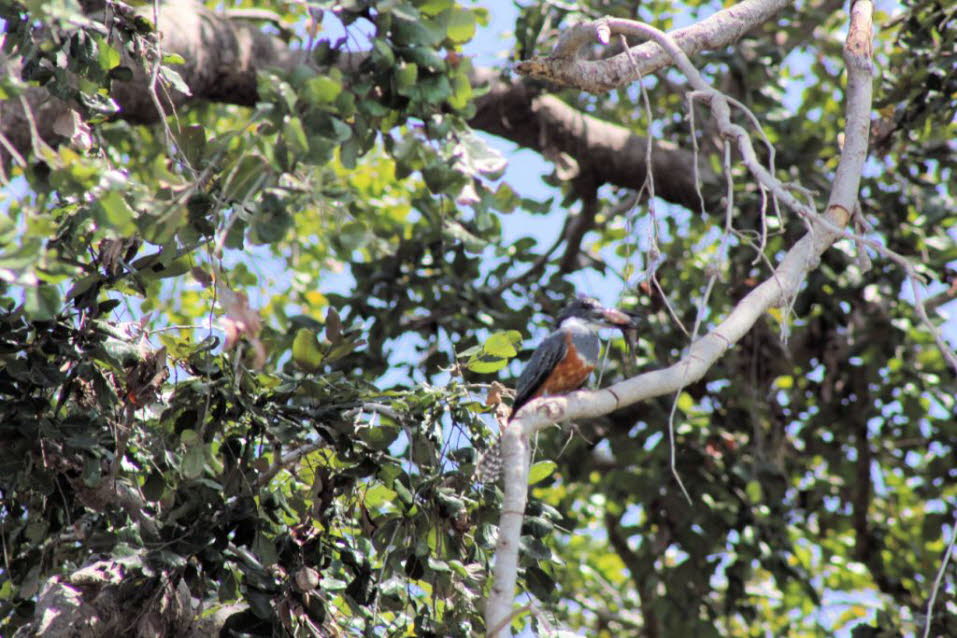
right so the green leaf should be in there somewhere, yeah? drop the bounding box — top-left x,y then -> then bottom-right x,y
371,40 -> 395,68
223,153 -> 270,202
182,445 -> 205,479
303,75 -> 341,105
251,193 -> 292,244
528,460 -> 557,485
676,391 -> 695,413
393,480 -> 414,508
283,116 -> 309,156
525,566 -> 556,601
159,65 -> 191,96
23,284 -> 61,320
458,345 -> 481,358
327,116 -> 352,143
358,426 -> 399,451
177,124 -> 206,167
334,90 -> 355,117
95,191 -> 137,234
467,357 -> 507,374
402,46 -> 446,71
441,8 -> 476,44
306,135 -> 335,165
448,70 -> 472,111
417,74 -> 451,104
521,537 -> 552,560
416,0 -> 453,16
392,13 -> 443,47
325,337 -> 364,362
441,219 -> 484,251
364,485 -> 398,509
292,328 -> 324,372
66,273 -> 101,301
394,62 -> 418,97
319,577 -> 347,591
773,375 -> 794,389
339,136 -> 360,169
484,331 -> 519,358
426,557 -> 450,573
522,515 -> 554,538
142,472 -> 166,502
96,38 -> 121,70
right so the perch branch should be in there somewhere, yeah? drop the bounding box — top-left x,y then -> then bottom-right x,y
516,0 -> 792,92
485,3 -> 875,635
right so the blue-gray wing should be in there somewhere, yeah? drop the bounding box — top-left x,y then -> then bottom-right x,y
510,330 -> 566,419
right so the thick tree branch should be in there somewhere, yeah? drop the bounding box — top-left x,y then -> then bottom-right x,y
0,0 -> 299,165
486,4 -> 874,634
516,0 -> 793,93
469,69 -> 717,211
0,1 -> 714,214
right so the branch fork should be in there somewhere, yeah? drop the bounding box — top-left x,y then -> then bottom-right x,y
487,3 -> 881,635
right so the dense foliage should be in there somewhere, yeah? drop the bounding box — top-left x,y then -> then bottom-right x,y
0,0 -> 954,636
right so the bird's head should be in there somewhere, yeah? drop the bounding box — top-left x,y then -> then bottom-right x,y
556,296 -> 635,330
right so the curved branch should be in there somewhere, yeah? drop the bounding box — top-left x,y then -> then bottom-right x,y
7,1 -> 852,239
486,4 -> 875,634
469,69 -> 717,211
516,0 -> 793,93
1,1 -> 715,214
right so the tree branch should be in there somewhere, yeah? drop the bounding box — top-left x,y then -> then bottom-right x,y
469,69 -> 717,211
515,0 -> 793,93
485,4 -> 875,634
0,1 -> 717,215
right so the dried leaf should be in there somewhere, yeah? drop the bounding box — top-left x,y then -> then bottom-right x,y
125,347 -> 169,406
191,266 -> 212,288
218,284 -> 266,369
53,109 -> 93,151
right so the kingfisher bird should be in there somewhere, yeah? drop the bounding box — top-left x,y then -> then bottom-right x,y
475,296 -> 634,482
509,296 -> 634,420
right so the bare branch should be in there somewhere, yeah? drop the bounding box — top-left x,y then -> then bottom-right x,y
486,423 -> 531,637
469,69 -> 716,211
923,511 -> 957,638
516,0 -> 792,92
486,4 -> 876,634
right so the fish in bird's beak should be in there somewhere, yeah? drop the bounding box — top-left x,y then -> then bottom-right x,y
604,308 -> 641,363
601,307 -> 634,327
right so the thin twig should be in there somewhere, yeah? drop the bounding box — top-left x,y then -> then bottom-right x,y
0,128 -> 26,172
922,510 -> 957,638
645,275 -> 686,339
255,442 -> 325,489
148,0 -> 177,154
488,602 -> 532,637
17,95 -> 46,159
666,392 -> 692,504
487,224 -> 567,295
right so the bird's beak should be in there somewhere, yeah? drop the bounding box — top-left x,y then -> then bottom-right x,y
601,307 -> 634,326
